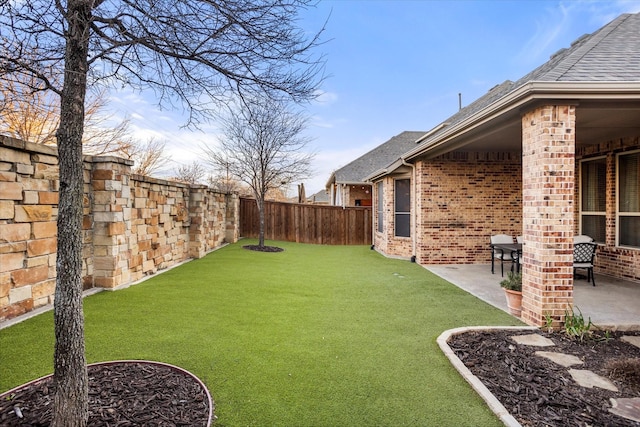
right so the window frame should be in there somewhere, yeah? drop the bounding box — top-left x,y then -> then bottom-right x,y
394,178 -> 411,238
616,149 -> 640,248
579,156 -> 607,244
376,181 -> 384,233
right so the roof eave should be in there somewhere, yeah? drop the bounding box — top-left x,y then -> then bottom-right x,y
404,81 -> 640,161
364,158 -> 407,182
324,171 -> 337,189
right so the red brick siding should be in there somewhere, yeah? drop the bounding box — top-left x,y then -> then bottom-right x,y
373,176 -> 413,258
521,104 -> 576,327
415,152 -> 522,264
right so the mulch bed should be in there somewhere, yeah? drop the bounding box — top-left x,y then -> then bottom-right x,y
0,361 -> 212,426
242,244 -> 284,252
449,329 -> 640,427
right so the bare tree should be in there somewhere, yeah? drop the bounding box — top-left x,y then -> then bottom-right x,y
118,137 -> 170,176
80,90 -> 134,156
0,73 -> 59,144
0,1 -> 324,424
207,172 -> 247,194
1,77 -> 132,154
174,161 -> 206,184
204,98 -> 314,248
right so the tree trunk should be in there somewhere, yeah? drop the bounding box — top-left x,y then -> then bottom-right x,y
257,196 -> 265,247
52,1 -> 91,425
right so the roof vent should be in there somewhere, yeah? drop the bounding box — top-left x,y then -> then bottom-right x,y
571,33 -> 590,47
550,33 -> 591,59
550,47 -> 567,60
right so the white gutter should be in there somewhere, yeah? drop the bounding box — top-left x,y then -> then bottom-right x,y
404,80 -> 640,161
415,122 -> 450,144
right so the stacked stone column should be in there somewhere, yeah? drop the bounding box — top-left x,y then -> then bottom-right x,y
188,186 -> 208,259
521,104 -> 576,326
90,156 -> 133,289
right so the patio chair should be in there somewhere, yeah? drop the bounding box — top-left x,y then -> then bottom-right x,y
573,242 -> 597,286
490,234 -> 515,277
513,235 -> 523,271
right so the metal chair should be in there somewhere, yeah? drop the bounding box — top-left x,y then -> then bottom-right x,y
512,235 -> 523,272
573,242 -> 597,286
490,234 -> 515,276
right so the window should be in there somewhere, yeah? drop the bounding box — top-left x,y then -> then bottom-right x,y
618,152 -> 640,247
376,181 -> 383,233
394,179 -> 410,237
580,158 -> 606,243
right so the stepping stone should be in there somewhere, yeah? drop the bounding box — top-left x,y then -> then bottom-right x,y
535,351 -> 583,367
510,333 -> 555,347
610,397 -> 640,423
568,369 -> 619,392
621,335 -> 640,349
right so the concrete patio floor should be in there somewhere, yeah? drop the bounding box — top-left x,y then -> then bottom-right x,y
426,264 -> 640,330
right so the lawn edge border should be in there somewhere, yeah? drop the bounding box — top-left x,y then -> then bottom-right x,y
437,325 -> 538,427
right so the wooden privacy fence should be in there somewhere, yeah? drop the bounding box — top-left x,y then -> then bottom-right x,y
240,198 -> 372,245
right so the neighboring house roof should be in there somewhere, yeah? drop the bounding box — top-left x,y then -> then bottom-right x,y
368,12 -> 640,178
307,189 -> 329,204
325,131 -> 425,188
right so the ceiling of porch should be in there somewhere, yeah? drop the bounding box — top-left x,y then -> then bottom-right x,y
450,99 -> 640,154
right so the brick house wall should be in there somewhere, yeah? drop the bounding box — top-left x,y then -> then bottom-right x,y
414,152 -> 522,265
0,136 -> 239,321
331,183 -> 372,207
373,175 -> 413,258
346,185 -> 372,206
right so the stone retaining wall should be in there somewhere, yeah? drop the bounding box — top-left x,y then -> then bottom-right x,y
0,136 -> 238,321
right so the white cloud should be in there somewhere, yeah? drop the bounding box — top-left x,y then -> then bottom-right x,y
313,90 -> 338,106
515,0 -> 640,67
515,3 -> 573,65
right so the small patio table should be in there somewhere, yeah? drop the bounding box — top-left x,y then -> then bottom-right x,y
491,243 -> 523,274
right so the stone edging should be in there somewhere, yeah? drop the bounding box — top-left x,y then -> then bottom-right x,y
437,326 -> 539,427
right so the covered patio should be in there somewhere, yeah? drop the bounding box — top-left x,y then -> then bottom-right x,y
427,264 -> 640,330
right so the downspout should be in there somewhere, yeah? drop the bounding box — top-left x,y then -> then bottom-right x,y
371,181 -> 376,250
402,158 -> 417,263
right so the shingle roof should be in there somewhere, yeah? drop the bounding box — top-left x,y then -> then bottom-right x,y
420,12 -> 640,145
330,131 -> 425,185
518,13 -> 640,83
307,189 -> 329,203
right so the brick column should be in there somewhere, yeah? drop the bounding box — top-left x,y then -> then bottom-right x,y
521,104 -> 576,327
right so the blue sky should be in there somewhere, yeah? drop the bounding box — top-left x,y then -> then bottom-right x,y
108,0 -> 640,196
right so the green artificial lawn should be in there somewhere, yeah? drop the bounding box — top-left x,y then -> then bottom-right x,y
0,240 -> 522,426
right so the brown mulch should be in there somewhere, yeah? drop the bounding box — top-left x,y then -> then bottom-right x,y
242,244 -> 284,252
0,362 -> 212,426
449,329 -> 640,427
